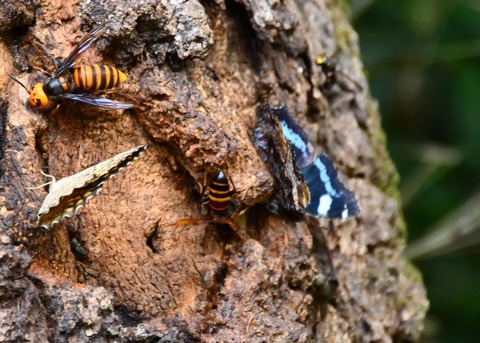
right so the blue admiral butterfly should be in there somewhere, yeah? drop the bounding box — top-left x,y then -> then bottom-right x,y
253,104 -> 360,220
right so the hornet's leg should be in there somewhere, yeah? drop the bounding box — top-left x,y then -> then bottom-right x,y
163,215 -> 213,228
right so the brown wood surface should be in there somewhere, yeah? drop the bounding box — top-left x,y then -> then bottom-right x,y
0,0 -> 428,342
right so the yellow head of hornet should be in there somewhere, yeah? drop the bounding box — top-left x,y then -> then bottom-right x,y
29,83 -> 50,110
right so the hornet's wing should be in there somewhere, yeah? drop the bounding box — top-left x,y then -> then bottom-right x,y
54,26 -> 105,77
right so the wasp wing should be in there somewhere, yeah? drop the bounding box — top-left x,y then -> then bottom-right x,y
54,26 -> 105,77
61,93 -> 133,110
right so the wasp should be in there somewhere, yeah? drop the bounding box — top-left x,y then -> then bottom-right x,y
8,26 -> 133,113
315,55 -> 336,89
165,171 -> 246,234
315,54 -> 362,92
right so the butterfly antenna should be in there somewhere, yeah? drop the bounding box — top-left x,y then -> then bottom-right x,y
28,170 -> 56,190
40,169 -> 56,181
6,72 -> 29,93
27,181 -> 53,190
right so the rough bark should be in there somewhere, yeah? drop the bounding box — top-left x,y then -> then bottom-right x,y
0,0 -> 428,342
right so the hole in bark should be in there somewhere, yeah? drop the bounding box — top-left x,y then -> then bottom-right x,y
114,305 -> 144,327
146,226 -> 159,253
361,319 -> 373,334
166,51 -> 186,72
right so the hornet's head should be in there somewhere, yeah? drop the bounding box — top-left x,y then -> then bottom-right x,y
29,83 -> 51,111
7,71 -> 54,112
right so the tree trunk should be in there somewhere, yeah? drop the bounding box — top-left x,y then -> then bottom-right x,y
0,0 -> 428,342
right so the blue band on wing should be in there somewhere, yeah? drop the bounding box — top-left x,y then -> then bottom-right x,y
272,106 -> 314,168
300,153 -> 360,219
254,103 -> 360,220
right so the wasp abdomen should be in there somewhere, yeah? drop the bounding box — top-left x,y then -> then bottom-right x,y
73,65 -> 127,91
208,171 -> 233,213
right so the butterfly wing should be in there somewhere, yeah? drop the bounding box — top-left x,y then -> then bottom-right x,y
301,153 -> 360,219
253,104 -> 310,212
36,145 -> 146,229
272,105 -> 314,168
254,103 -> 360,219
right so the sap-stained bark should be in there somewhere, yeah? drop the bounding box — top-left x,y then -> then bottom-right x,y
0,0 -> 427,342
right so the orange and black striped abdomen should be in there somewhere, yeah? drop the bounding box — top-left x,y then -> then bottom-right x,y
208,171 -> 234,214
73,65 -> 127,91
